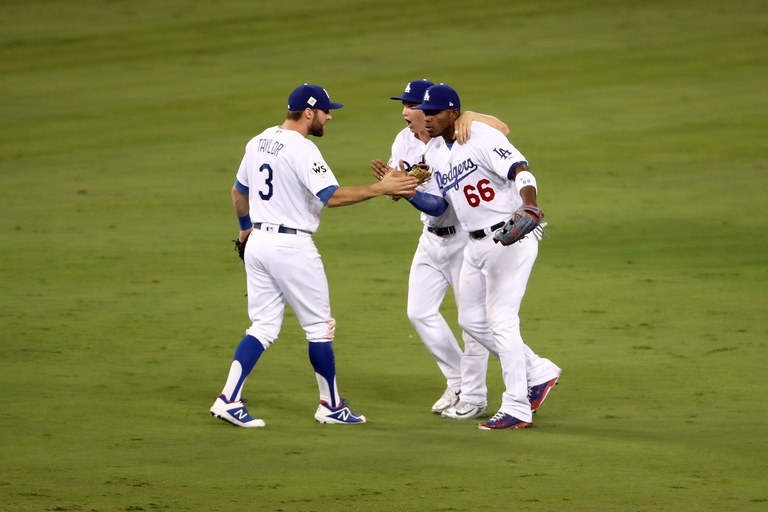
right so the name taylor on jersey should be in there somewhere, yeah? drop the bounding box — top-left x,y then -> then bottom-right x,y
256,138 -> 284,156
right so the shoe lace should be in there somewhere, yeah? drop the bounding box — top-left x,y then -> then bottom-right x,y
488,411 -> 507,423
324,398 -> 350,410
219,395 -> 247,405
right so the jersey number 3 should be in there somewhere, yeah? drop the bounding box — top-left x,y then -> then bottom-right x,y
463,178 -> 495,207
258,163 -> 274,200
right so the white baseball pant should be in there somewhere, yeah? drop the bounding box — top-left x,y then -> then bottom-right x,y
458,234 -> 560,422
407,227 -> 489,400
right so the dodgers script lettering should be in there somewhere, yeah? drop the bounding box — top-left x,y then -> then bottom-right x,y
435,157 -> 478,190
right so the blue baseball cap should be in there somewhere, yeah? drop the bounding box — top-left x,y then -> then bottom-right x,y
288,83 -> 344,111
390,79 -> 435,103
414,83 -> 461,111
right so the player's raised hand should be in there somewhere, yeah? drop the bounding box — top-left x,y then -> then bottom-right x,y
453,112 -> 472,144
377,166 -> 418,197
370,158 -> 391,181
454,111 -> 510,144
371,159 -> 410,201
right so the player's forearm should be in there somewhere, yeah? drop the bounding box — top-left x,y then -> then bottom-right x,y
231,187 -> 249,216
520,186 -> 537,206
465,111 -> 510,136
325,184 -> 382,207
326,175 -> 417,207
513,164 -> 538,206
231,187 -> 251,236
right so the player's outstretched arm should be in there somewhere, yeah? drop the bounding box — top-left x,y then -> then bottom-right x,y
326,169 -> 418,208
454,111 -> 510,144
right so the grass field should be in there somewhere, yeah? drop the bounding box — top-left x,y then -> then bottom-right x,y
2,0 -> 767,510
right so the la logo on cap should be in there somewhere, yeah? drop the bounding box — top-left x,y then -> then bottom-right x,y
404,83 -> 411,93
424,91 -> 430,101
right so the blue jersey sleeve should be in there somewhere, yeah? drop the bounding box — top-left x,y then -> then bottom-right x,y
316,185 -> 339,205
407,191 -> 449,217
506,161 -> 528,180
234,179 -> 249,195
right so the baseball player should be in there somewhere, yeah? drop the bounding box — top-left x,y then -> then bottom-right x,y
407,83 -> 562,429
210,83 -> 419,428
371,79 -> 511,419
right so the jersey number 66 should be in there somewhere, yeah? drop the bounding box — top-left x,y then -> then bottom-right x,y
464,178 -> 495,207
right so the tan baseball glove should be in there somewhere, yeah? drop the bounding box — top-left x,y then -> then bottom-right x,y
406,163 -> 432,184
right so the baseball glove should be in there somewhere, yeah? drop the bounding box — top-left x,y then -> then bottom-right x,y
493,206 -> 544,246
233,237 -> 248,261
406,163 -> 432,184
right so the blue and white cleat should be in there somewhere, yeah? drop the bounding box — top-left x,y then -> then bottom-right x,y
210,395 -> 266,428
478,411 -> 531,430
529,373 -> 560,412
314,399 -> 366,425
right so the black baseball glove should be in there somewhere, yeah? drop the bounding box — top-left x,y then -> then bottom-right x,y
233,236 -> 248,261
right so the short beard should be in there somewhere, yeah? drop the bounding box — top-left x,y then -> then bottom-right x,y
308,114 -> 325,137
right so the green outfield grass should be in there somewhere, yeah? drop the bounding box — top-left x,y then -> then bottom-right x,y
2,0 -> 766,510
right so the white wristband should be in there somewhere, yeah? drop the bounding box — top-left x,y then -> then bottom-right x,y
515,170 -> 537,193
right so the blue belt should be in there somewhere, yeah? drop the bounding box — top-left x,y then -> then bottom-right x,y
427,225 -> 456,237
253,222 -> 307,235
469,222 -> 505,240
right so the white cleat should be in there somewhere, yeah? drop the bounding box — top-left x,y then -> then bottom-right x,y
314,400 -> 366,424
431,387 -> 460,413
210,395 -> 266,428
441,401 -> 488,420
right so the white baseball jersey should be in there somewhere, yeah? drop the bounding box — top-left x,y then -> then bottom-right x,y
424,121 -> 561,421
233,124 -> 342,407
389,127 -> 459,229
428,122 -> 527,232
236,125 -> 339,233
387,126 -> 427,172
217,120 -> 358,415
389,127 -> 488,403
